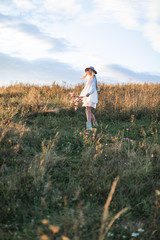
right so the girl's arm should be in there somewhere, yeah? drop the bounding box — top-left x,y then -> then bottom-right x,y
80,71 -> 89,79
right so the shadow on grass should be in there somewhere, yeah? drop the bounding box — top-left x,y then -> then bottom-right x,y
22,104 -> 160,125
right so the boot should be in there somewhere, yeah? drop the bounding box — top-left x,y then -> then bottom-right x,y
93,120 -> 98,127
86,121 -> 92,131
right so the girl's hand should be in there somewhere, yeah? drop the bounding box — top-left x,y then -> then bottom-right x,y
86,93 -> 90,97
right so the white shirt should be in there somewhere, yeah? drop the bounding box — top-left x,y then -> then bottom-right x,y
79,75 -> 98,103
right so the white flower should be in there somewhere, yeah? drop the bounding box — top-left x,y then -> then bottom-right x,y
107,232 -> 114,237
138,228 -> 144,232
131,232 -> 139,237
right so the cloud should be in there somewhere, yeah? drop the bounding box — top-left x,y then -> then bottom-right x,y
43,0 -> 82,17
11,0 -> 82,21
0,52 -> 82,86
103,64 -> 160,84
143,21 -> 160,52
13,0 -> 35,9
93,0 -> 160,53
0,0 -> 77,60
93,0 -> 141,29
0,23 -> 51,59
0,12 -> 17,22
0,0 -> 15,15
141,0 -> 160,52
0,20 -> 74,60
18,23 -> 73,52
142,0 -> 160,21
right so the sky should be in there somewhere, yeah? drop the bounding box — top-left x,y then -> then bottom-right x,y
0,0 -> 160,87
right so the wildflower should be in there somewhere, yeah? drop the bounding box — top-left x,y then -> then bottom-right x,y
138,228 -> 144,232
111,137 -> 115,142
69,92 -> 76,97
41,219 -> 49,225
105,143 -> 108,146
131,232 -> 139,237
40,159 -> 44,166
155,190 -> 160,196
62,236 -> 70,240
40,235 -> 49,240
53,152 -> 56,156
125,138 -> 129,141
107,232 -> 114,237
69,92 -> 83,111
49,225 -> 60,234
79,132 -> 82,135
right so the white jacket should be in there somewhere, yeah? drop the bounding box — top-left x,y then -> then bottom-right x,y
79,75 -> 98,103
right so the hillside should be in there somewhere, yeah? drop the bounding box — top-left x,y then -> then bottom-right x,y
0,83 -> 160,240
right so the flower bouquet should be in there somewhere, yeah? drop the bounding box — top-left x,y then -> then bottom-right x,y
69,92 -> 84,111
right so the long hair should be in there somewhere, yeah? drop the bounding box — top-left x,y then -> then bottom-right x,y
94,75 -> 100,92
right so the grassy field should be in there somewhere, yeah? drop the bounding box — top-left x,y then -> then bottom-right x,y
0,82 -> 160,240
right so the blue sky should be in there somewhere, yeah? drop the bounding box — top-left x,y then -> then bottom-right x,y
0,0 -> 160,87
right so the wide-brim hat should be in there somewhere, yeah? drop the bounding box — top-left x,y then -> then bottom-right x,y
85,66 -> 97,74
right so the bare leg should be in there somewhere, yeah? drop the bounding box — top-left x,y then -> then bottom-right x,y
85,107 -> 88,121
91,112 -> 96,122
85,106 -> 92,121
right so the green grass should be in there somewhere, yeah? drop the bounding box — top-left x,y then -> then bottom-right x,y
0,83 -> 160,240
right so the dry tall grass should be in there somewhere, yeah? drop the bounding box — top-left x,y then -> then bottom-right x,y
0,83 -> 159,117
98,176 -> 130,240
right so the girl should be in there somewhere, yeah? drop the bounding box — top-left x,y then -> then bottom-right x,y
79,66 -> 99,131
